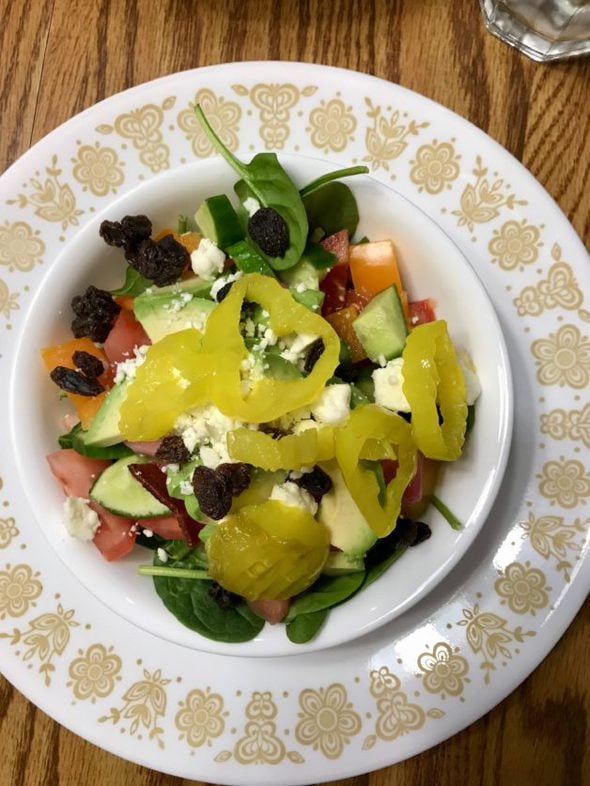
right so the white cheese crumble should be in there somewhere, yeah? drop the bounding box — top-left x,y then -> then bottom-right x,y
243,197 -> 261,217
114,344 -> 149,384
279,333 -> 318,365
310,383 -> 351,424
62,497 -> 100,541
190,238 -> 226,280
156,547 -> 169,563
179,479 -> 194,496
270,481 -> 318,516
372,357 -> 411,413
175,404 -> 250,468
292,418 -> 321,435
457,350 -> 481,405
210,270 -> 243,301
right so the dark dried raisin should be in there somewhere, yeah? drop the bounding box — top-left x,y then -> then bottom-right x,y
395,519 -> 420,547
192,466 -> 232,520
260,425 -> 286,440
216,463 -> 252,496
248,207 -> 289,257
50,366 -> 104,396
295,465 -> 332,502
71,285 -> 121,343
208,582 -> 241,610
155,435 -> 190,464
303,338 -> 325,374
99,214 -> 152,253
129,235 -> 188,286
216,281 -> 234,302
413,521 -> 432,545
72,350 -> 104,379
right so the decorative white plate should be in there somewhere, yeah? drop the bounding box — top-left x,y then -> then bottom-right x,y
0,62 -> 588,783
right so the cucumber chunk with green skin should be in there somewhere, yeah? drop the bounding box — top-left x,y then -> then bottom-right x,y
352,284 -> 408,362
59,423 -> 133,459
83,379 -> 131,448
280,259 -> 320,291
195,195 -> 243,249
291,289 -> 324,312
225,239 -> 277,277
90,455 -> 171,518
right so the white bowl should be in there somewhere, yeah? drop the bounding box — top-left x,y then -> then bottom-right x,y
9,154 -> 513,657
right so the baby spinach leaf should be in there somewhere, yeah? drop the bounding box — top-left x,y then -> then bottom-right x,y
286,571 -> 366,621
110,267 -> 151,296
303,181 -> 361,237
363,539 -> 407,588
301,241 -> 335,270
194,105 -> 308,271
299,165 -> 369,198
286,608 -> 329,644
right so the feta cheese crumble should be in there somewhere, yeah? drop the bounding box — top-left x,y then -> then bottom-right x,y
63,497 -> 100,541
279,333 -> 318,366
156,547 -> 169,563
457,350 -> 481,405
310,383 -> 351,424
175,404 -> 251,468
190,238 -> 226,280
270,481 -> 318,516
243,197 -> 261,217
114,344 -> 149,384
372,357 -> 411,413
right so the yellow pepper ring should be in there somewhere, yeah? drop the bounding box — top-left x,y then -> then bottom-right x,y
401,320 -> 467,461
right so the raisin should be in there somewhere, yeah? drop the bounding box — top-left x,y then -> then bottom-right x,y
50,366 -> 104,396
413,521 -> 432,545
71,285 -> 121,343
192,466 -> 233,520
208,582 -> 241,610
295,465 -> 332,502
129,235 -> 188,286
217,463 -> 252,496
72,350 -> 104,379
99,214 -> 152,253
260,425 -> 286,440
216,281 -> 234,302
155,435 -> 190,464
303,338 -> 325,374
395,518 -> 420,547
248,207 -> 289,257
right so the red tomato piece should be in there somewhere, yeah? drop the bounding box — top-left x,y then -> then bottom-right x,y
402,452 -> 424,505
142,515 -> 184,541
320,229 -> 349,265
344,288 -> 372,311
124,440 -> 163,457
320,263 -> 350,316
47,450 -> 111,498
103,309 -> 150,365
409,299 -> 437,326
248,598 -> 290,624
91,504 -> 137,561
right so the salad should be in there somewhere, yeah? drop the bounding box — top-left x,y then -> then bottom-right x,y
43,107 -> 480,645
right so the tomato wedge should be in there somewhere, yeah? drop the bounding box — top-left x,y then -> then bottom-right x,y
409,299 -> 437,326
103,309 -> 150,365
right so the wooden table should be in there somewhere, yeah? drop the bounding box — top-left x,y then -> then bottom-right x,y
1,2 -> 589,784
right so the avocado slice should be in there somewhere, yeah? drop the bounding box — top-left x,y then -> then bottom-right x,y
133,287 -> 215,342
352,284 -> 408,362
83,379 -> 131,448
317,460 -> 377,556
322,551 -> 365,575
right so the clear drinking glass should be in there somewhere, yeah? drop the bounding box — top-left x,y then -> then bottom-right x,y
479,0 -> 590,61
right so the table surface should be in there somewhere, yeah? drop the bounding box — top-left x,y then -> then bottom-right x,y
1,1 -> 589,785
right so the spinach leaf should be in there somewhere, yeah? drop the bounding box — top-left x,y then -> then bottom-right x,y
58,424 -> 133,459
110,267 -> 151,296
431,495 -> 462,531
466,403 -> 476,436
285,571 -> 365,621
225,240 -> 277,277
194,105 -> 308,271
299,165 -> 369,198
303,181 -> 361,237
301,241 -> 335,270
177,214 -> 188,234
135,530 -> 167,550
286,609 -> 329,644
363,537 -> 407,588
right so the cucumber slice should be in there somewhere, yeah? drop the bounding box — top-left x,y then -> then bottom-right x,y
90,456 -> 171,518
195,194 -> 243,249
225,239 -> 276,277
352,284 -> 408,362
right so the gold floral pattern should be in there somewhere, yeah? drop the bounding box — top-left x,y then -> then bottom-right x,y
99,667 -> 170,748
410,140 -> 460,194
308,98 -> 356,153
363,98 -> 429,172
0,604 -> 79,686
0,563 -> 42,618
0,517 -> 19,549
531,324 -> 590,389
67,643 -> 122,702
0,279 -> 20,320
0,221 -> 45,272
295,683 -> 361,760
175,688 -> 226,749
417,642 -> 470,698
6,156 -> 83,230
521,513 -> 588,582
72,143 -> 125,196
216,691 -> 303,765
97,98 -> 175,172
538,458 -> 590,509
177,88 -> 241,158
452,156 -> 526,233
488,219 -> 542,270
232,83 -> 317,149
540,404 -> 590,448
457,604 -> 535,684
514,262 -> 584,317
495,561 -> 550,615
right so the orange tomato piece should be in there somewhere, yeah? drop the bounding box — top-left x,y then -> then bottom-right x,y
325,305 -> 367,363
41,338 -> 110,429
349,240 -> 403,296
154,228 -> 201,254
114,295 -> 135,311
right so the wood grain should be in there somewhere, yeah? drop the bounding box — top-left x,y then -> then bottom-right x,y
0,1 -> 588,784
